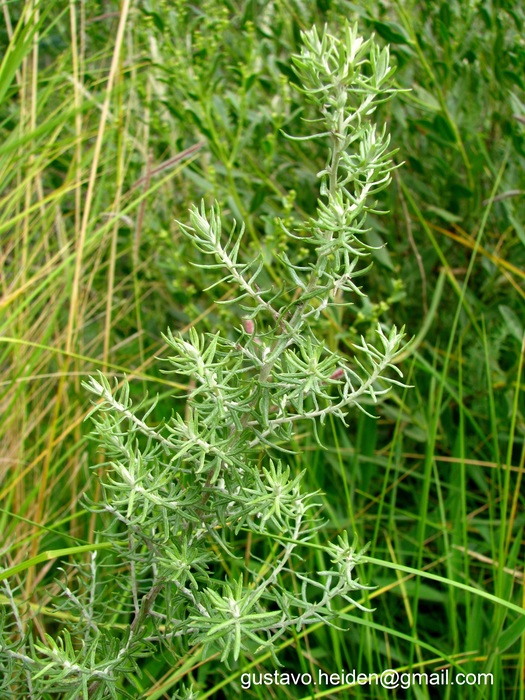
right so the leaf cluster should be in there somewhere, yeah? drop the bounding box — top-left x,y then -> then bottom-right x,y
2,19 -> 408,697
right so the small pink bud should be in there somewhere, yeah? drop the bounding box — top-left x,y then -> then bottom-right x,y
243,318 -> 255,334
330,368 -> 344,380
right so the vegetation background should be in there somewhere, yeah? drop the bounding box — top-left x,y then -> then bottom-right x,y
1,0 -> 524,697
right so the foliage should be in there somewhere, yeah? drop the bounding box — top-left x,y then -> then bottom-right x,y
0,20 -> 410,696
1,1 -> 524,698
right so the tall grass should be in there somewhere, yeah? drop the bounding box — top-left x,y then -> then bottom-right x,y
1,0 -> 199,595
1,1 -> 524,698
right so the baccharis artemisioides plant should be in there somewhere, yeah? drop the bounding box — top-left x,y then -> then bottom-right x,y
84,18 -> 406,673
0,22 -> 408,697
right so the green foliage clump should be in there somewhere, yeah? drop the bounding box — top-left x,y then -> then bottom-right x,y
1,22 -> 406,697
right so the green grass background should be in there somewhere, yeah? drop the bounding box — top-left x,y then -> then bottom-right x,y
1,0 -> 524,697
